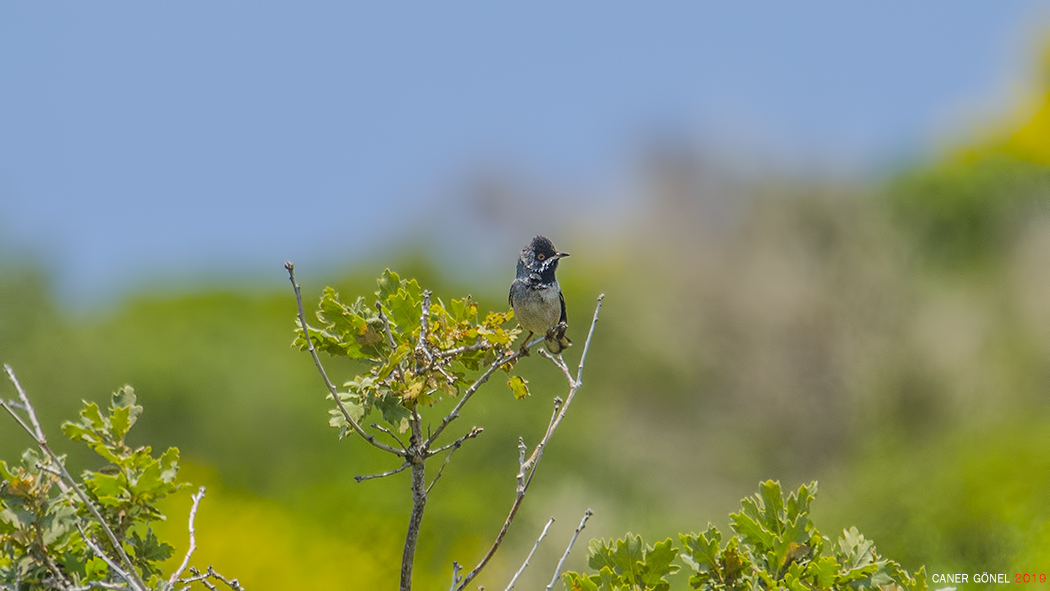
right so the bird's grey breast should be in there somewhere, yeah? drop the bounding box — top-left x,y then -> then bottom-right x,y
511,278 -> 562,334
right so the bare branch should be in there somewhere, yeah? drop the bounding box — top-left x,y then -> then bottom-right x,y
538,349 -> 575,388
400,408 -> 428,591
447,562 -> 462,591
4,365 -> 146,591
285,263 -> 404,457
205,566 -> 244,590
412,295 -> 462,388
375,301 -> 399,351
505,517 -> 555,591
354,461 -> 410,483
455,294 -> 605,590
168,486 -> 206,589
575,294 -> 604,386
69,582 -> 131,590
370,423 -> 408,450
436,338 -> 489,358
428,426 -> 483,457
515,436 -> 528,490
426,427 -> 482,495
38,539 -> 72,591
425,333 -> 544,449
546,508 -> 593,591
75,523 -> 141,591
4,367 -> 45,441
520,398 -> 562,483
416,290 -> 432,359
432,363 -> 458,386
180,566 -> 243,591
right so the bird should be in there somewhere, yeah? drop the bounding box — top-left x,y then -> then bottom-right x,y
509,236 -> 572,354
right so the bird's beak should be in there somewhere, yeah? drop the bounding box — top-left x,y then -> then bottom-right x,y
556,252 -> 569,259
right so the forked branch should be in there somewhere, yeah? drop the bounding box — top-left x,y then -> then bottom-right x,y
3,365 -> 147,591
546,508 -> 593,590
285,262 -> 404,457
455,293 -> 605,590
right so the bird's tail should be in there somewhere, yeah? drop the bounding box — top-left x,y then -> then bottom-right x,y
545,323 -> 572,354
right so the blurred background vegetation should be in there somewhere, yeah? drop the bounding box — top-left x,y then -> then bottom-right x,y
5,30 -> 1050,591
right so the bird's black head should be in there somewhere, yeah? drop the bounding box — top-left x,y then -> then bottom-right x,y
517,236 -> 569,282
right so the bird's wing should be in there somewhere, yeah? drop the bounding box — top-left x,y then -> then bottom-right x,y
559,289 -> 568,324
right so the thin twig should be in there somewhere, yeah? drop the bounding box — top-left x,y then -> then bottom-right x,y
519,400 -> 562,484
3,365 -> 146,591
426,334 -> 544,448
432,363 -> 458,386
448,562 -> 462,591
75,523 -> 139,591
37,535 -> 71,590
574,294 -> 604,386
168,486 -> 206,589
546,508 -> 593,591
426,427 -> 482,495
354,461 -> 410,483
6,370 -> 45,440
181,567 -> 216,591
416,291 -> 432,361
436,338 -> 489,358
371,423 -> 408,450
427,426 -> 483,457
375,301 -> 399,351
68,582 -> 131,590
515,437 -> 528,489
181,566 -> 243,591
455,294 -> 605,591
538,349 -> 575,388
285,263 -> 404,457
205,566 -> 243,590
505,517 -> 555,591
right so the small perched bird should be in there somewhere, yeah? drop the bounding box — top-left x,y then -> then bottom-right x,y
509,236 -> 572,354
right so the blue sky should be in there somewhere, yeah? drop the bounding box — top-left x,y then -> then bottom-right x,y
1,2 -> 1047,304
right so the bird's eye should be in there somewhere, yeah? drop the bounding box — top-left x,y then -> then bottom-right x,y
536,253 -> 546,261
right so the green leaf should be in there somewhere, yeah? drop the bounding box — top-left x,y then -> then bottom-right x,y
730,508 -> 774,552
449,296 -> 478,324
132,461 -> 164,497
721,537 -> 747,584
315,290 -> 381,360
808,555 -> 839,588
638,538 -> 679,588
594,566 -> 623,591
679,527 -> 721,570
562,572 -> 599,591
85,556 -> 108,580
130,528 -> 174,562
89,442 -> 122,464
61,422 -> 99,445
612,535 -> 644,584
111,385 -> 143,428
507,375 -> 530,399
159,447 -> 180,483
81,402 -> 105,431
86,472 -> 124,506
376,269 -> 402,301
374,393 -> 411,433
587,539 -> 619,575
786,481 -> 816,523
837,526 -> 876,569
757,480 -> 785,535
110,405 -> 131,443
385,283 -> 421,334
377,343 -> 411,380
